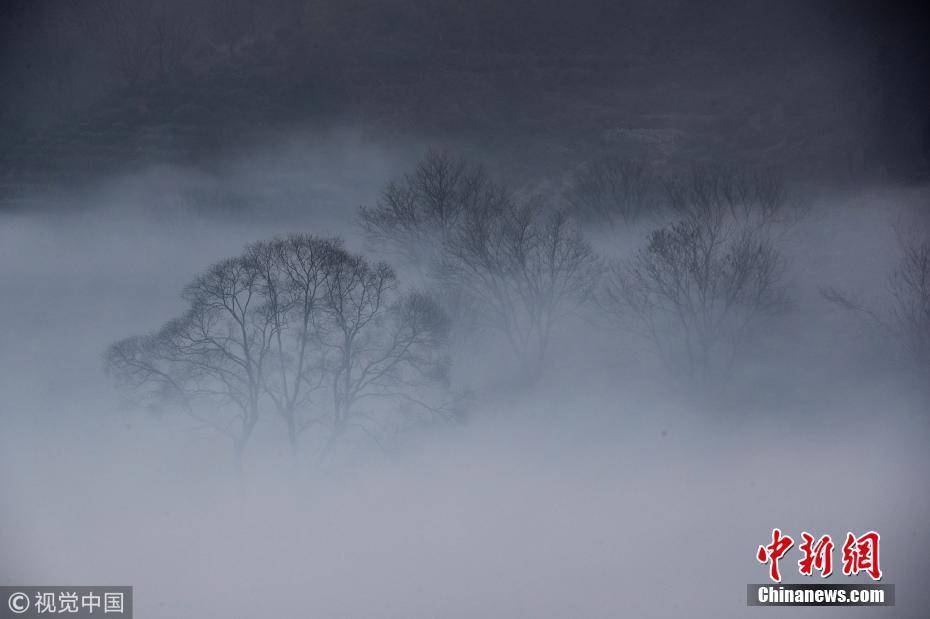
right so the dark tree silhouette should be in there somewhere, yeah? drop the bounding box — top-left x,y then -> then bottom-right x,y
665,163 -> 789,229
603,164 -> 792,380
246,235 -> 344,452
107,235 -> 451,471
439,198 -> 602,376
359,149 -> 509,268
107,255 -> 274,472
821,234 -> 930,372
361,151 -> 602,378
318,254 -> 451,459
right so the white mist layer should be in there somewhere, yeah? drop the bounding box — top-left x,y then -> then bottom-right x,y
1,157 -> 928,618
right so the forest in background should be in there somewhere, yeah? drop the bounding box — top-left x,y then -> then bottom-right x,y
1,0 -> 928,209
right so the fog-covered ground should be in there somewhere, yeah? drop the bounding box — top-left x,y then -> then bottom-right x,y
1,132 -> 928,617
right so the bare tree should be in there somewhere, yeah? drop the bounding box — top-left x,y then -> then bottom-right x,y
606,219 -> 789,379
107,237 -> 453,470
318,254 -> 451,460
359,149 -> 509,268
565,156 -> 658,225
107,256 -> 275,472
439,198 -> 602,376
890,237 -> 930,367
105,329 -> 192,417
603,164 -> 792,380
665,163 -> 790,230
821,234 -> 930,371
246,235 -> 345,453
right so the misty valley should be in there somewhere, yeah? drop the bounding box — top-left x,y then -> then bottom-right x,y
1,1 -> 928,617
101,151 -> 929,476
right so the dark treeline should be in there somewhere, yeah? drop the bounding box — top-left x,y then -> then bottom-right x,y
2,0 -> 928,207
106,150 -> 930,472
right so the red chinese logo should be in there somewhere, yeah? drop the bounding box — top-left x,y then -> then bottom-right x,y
757,529 -> 882,582
798,532 -> 834,577
756,528 -> 794,583
842,531 -> 882,581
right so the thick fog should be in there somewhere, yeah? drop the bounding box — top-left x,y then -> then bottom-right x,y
2,2 -> 930,618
